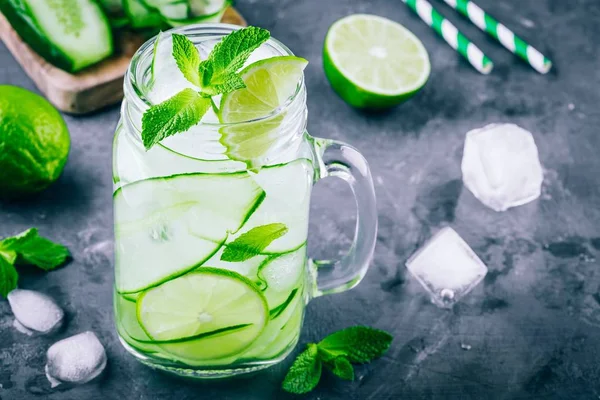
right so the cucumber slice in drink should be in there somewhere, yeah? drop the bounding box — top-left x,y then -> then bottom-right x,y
116,294 -> 153,342
200,246 -> 269,285
260,294 -> 304,358
219,56 -> 308,165
259,246 -> 306,306
112,122 -> 245,188
137,268 -> 268,362
227,159 -> 312,253
0,0 -> 113,72
241,285 -> 304,360
115,294 -> 161,353
114,172 -> 265,293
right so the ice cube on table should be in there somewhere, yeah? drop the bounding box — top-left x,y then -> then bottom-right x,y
406,228 -> 488,308
45,331 -> 107,388
7,289 -> 64,335
461,123 -> 544,212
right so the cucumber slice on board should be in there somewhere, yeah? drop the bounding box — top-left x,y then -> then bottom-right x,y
189,0 -> 225,16
137,268 -> 269,362
144,0 -> 189,20
99,0 -> 124,15
163,1 -> 227,26
114,172 -> 265,293
0,0 -> 113,72
123,0 -> 162,28
226,159 -> 313,253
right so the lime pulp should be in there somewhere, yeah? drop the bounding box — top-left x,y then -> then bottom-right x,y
323,14 -> 431,109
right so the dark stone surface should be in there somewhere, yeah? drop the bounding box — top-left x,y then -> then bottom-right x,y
1,0 -> 600,398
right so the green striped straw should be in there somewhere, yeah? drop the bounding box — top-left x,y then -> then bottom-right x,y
442,0 -> 552,74
402,0 -> 493,75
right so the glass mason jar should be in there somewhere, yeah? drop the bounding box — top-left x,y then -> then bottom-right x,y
113,24 -> 378,379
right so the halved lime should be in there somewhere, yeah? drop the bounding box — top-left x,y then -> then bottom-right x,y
323,14 -> 430,109
137,268 -> 268,361
219,56 -> 308,164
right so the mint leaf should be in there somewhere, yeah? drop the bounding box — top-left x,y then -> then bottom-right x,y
0,255 -> 18,297
282,326 -> 393,394
198,26 -> 270,95
220,223 -> 288,262
172,33 -> 201,87
282,343 -> 322,394
329,357 -> 354,381
203,72 -> 246,97
0,228 -> 69,271
141,88 -> 211,150
318,326 -> 393,363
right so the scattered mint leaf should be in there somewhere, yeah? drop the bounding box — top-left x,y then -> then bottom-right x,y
0,228 -> 69,270
318,326 -> 393,363
282,343 -> 322,394
172,33 -> 201,87
141,89 -> 211,150
198,26 -> 270,95
282,326 -> 392,394
0,255 -> 18,297
329,357 -> 354,381
220,223 -> 288,262
0,229 -> 69,297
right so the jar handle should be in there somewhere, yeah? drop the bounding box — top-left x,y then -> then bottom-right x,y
309,137 -> 378,297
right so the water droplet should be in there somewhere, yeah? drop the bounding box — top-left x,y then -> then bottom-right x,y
440,289 -> 455,305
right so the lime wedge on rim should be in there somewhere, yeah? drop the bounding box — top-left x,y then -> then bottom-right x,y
323,14 -> 430,109
137,268 -> 268,361
219,55 -> 308,165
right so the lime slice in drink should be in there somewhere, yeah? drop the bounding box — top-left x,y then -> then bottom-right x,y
219,56 -> 308,164
137,268 -> 268,361
323,14 -> 430,109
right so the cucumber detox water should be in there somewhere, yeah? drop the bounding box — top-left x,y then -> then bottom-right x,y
113,27 -> 313,377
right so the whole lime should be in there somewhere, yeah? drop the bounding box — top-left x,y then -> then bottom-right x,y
0,85 -> 70,199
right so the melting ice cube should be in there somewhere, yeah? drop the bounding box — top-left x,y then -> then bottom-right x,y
461,123 -> 544,212
406,228 -> 488,308
45,332 -> 107,388
7,289 -> 64,335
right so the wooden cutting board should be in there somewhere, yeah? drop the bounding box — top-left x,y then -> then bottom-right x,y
0,8 -> 247,114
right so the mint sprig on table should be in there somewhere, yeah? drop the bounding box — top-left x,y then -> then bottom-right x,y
141,27 -> 270,150
0,229 -> 70,297
282,326 -> 393,394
